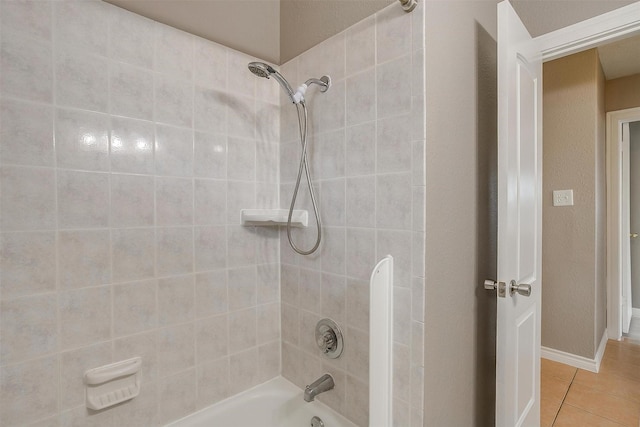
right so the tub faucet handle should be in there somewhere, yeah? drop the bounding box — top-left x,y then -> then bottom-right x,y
317,330 -> 336,353
314,318 -> 344,359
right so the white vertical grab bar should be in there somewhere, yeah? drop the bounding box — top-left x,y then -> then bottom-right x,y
369,255 -> 393,427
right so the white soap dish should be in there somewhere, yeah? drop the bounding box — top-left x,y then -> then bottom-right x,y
240,209 -> 308,227
84,357 -> 141,410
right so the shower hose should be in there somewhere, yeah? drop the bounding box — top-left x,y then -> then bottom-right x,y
286,101 -> 322,255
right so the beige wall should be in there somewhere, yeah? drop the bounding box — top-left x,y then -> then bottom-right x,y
420,2 -> 636,423
424,1 -> 498,425
606,73 -> 640,112
105,0 -> 395,64
105,0 -> 282,64
542,49 -> 607,359
279,0 -> 393,63
511,0 -> 635,38
103,0 -> 635,65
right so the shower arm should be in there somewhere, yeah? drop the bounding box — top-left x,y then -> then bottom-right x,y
292,76 -> 331,103
304,76 -> 331,92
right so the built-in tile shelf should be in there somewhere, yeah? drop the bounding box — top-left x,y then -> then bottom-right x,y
240,209 -> 308,227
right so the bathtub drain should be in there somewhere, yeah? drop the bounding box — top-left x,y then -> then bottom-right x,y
310,415 -> 324,427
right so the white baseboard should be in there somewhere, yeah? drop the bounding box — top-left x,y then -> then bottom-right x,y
594,330 -> 608,372
541,331 -> 608,373
633,308 -> 640,317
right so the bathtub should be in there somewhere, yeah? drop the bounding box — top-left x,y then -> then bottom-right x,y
167,376 -> 358,427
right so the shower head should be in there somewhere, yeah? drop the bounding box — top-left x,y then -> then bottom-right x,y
248,61 -> 296,103
248,62 -> 272,79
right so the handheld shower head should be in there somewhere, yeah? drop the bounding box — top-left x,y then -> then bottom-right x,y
247,61 -> 296,103
247,62 -> 272,79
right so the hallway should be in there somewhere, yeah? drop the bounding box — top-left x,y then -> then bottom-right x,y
541,337 -> 640,426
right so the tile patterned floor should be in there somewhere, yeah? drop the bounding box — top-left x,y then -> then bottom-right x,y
541,337 -> 640,426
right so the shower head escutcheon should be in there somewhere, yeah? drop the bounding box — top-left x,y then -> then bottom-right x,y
247,61 -> 330,104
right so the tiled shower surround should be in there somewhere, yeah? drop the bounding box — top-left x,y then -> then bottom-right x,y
0,1 -> 425,426
278,4 -> 425,426
0,0 -> 281,425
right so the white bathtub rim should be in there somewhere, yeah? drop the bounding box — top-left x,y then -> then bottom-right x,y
165,375 -> 357,427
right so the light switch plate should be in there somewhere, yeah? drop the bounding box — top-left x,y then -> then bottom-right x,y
553,189 -> 574,206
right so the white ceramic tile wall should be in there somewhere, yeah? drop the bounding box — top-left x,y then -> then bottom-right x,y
0,1 -> 281,425
278,3 -> 426,426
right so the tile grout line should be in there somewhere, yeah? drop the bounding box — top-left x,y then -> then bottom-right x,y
552,348 -> 640,427
551,368 -> 578,426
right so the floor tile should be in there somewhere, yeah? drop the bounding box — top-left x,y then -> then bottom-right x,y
573,369 -> 640,403
540,365 -> 572,426
542,358 -> 578,382
602,340 -> 640,367
598,358 -> 640,383
542,339 -> 640,427
541,374 -> 571,403
564,382 -> 640,426
554,404 -> 626,427
540,395 -> 561,427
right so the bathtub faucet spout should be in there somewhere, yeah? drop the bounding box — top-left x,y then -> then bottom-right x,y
304,374 -> 334,402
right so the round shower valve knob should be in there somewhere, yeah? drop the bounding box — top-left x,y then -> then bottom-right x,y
317,330 -> 336,353
315,318 -> 344,359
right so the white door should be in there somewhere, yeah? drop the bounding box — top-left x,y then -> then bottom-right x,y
622,122 -> 633,334
494,1 -> 542,426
